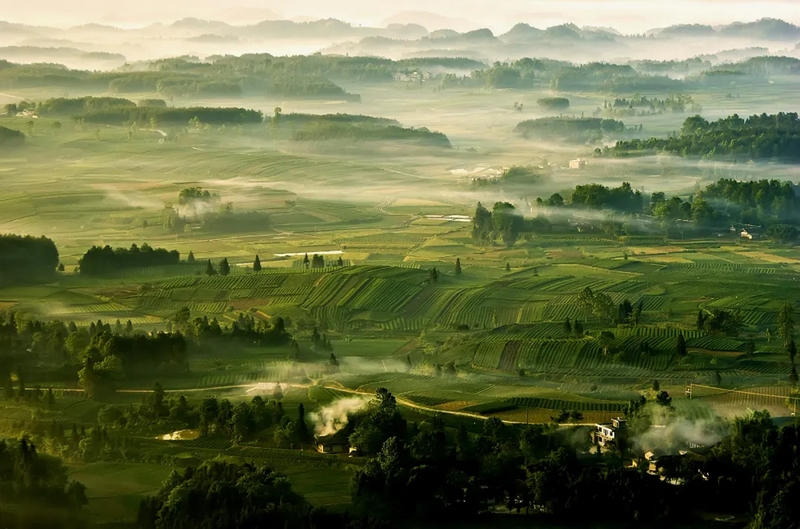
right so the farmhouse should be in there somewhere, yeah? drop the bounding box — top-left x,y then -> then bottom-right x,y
592,417 -> 627,448
569,158 -> 587,169
315,431 -> 350,454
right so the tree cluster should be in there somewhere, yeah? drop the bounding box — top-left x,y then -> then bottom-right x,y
609,112 -> 800,162
78,243 -> 180,276
137,460 -> 362,529
0,234 -> 59,286
78,332 -> 188,397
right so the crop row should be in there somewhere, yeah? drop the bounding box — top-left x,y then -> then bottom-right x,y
614,327 -> 703,340
687,336 -> 744,352
508,397 -> 627,412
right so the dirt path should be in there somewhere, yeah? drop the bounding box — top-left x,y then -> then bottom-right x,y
56,381 -> 586,426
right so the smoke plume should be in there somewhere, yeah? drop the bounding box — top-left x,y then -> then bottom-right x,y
633,404 -> 722,453
308,396 -> 372,437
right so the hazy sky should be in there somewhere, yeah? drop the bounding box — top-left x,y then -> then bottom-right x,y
6,0 -> 800,31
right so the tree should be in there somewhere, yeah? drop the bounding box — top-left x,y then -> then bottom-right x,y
563,318 -> 572,336
505,262 -> 511,272
231,402 -> 254,442
3,373 -> 14,400
696,310 -> 706,331
219,258 -> 230,276
273,383 -> 283,402
404,355 -> 412,372
778,302 -> 794,347
573,320 -> 584,337
745,338 -> 756,357
655,390 -> 673,407
788,338 -> 797,364
677,333 -> 687,357
205,260 -> 216,276
253,255 -> 261,272
187,251 -> 195,264
579,287 -> 595,322
294,403 -> 310,442
455,258 -> 462,276
303,253 -> 309,269
598,330 -> 615,356
652,379 -> 660,392
591,293 -> 616,323
472,202 -> 493,242
790,367 -> 799,387
45,387 -> 55,408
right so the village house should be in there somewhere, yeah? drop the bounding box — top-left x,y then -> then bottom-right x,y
592,417 -> 627,448
315,430 -> 350,454
569,158 -> 587,169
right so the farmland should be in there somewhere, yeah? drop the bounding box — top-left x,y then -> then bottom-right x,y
1,28 -> 800,528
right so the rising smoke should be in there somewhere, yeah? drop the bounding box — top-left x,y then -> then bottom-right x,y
632,403 -> 723,453
307,395 -> 372,437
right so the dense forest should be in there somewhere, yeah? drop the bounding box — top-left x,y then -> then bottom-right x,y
0,234 -> 59,287
607,112 -> 800,161
78,244 -> 180,276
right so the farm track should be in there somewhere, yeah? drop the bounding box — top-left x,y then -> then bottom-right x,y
52,382 -> 562,426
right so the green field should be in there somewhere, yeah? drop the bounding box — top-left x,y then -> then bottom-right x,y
1,47 -> 800,526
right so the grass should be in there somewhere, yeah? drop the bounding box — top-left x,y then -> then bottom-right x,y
68,463 -> 173,523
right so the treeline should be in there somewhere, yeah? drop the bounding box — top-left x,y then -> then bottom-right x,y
0,126 -> 25,148
598,94 -> 700,118
533,178 -> 800,235
78,243 -> 180,276
273,112 -> 399,127
0,234 -> 59,287
0,54 -> 794,100
550,62 -> 685,93
607,112 -> 800,161
700,178 -> 800,226
265,74 -> 360,101
178,312 -> 292,350
291,123 -> 451,148
32,96 -> 263,126
80,105 -> 263,126
514,116 -> 629,143
38,96 -> 135,114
